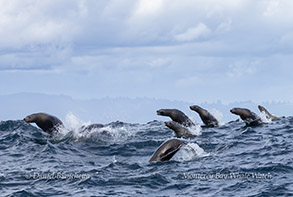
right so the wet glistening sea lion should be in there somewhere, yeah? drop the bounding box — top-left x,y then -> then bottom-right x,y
190,105 -> 219,127
258,105 -> 279,121
149,139 -> 185,162
24,112 -> 64,134
230,108 -> 262,126
157,109 -> 195,127
164,121 -> 196,139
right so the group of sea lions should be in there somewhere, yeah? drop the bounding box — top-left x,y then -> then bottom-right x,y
23,105 -> 279,163
150,105 -> 280,162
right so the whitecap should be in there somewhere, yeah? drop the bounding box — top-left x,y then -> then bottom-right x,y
64,112 -> 138,143
259,111 -> 272,123
173,143 -> 209,162
187,124 -> 202,136
209,109 -> 225,126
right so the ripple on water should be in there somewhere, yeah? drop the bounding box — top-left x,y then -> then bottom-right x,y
0,119 -> 292,196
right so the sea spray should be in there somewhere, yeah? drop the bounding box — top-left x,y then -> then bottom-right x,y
259,111 -> 272,123
173,143 -> 208,162
210,109 -> 224,126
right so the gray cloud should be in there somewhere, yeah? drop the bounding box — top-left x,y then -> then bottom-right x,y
0,0 -> 293,103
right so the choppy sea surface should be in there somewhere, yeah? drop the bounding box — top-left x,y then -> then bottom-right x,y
0,114 -> 293,197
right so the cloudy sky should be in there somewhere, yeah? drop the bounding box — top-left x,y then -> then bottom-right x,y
1,0 -> 293,104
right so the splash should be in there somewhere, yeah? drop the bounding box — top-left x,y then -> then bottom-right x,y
187,124 -> 202,136
91,123 -> 138,142
210,109 -> 224,126
173,143 -> 208,162
189,116 -> 198,126
63,112 -> 138,143
48,113 -> 77,140
56,112 -> 90,141
65,112 -> 91,131
112,156 -> 117,164
259,111 -> 272,123
51,126 -> 71,140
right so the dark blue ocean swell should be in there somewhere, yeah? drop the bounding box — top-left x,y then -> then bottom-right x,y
0,118 -> 292,196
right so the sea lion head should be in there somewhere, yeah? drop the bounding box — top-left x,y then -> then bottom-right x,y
156,109 -> 165,116
157,109 -> 174,116
230,108 -> 246,116
24,114 -> 39,123
230,108 -> 258,122
164,121 -> 173,128
164,121 -> 181,131
258,105 -> 265,112
189,105 -> 202,113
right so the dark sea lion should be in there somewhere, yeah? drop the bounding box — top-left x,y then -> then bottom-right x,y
24,113 -> 64,134
258,105 -> 279,121
230,108 -> 262,126
165,121 -> 196,139
149,139 -> 185,162
157,109 -> 195,127
189,105 -> 219,127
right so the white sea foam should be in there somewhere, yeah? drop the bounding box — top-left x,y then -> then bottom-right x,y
63,112 -> 138,142
187,124 -> 202,136
65,112 -> 91,131
173,143 -> 208,162
92,124 -> 137,142
112,155 -> 117,163
189,116 -> 198,126
210,109 -> 225,126
259,111 -> 272,123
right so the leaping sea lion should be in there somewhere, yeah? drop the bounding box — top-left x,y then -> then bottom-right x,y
230,108 -> 262,126
190,105 -> 219,128
258,105 -> 279,121
157,109 -> 195,127
24,113 -> 64,134
165,121 -> 196,139
149,139 -> 185,162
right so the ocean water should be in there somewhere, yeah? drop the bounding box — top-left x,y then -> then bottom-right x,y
0,116 -> 293,196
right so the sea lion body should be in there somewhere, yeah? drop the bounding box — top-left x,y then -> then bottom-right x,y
24,113 -> 64,134
157,109 -> 194,127
258,105 -> 279,121
190,105 -> 219,127
149,139 -> 185,162
165,121 -> 196,139
230,108 -> 262,126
